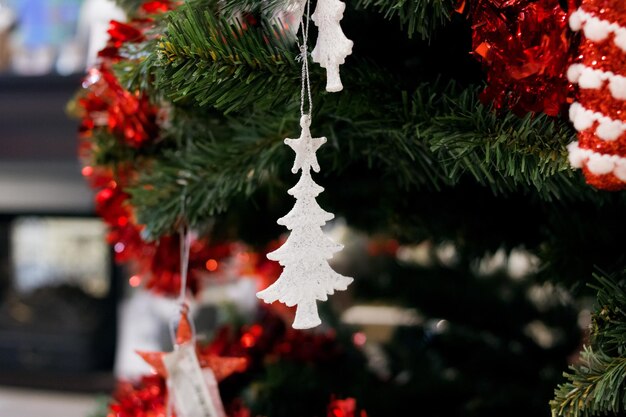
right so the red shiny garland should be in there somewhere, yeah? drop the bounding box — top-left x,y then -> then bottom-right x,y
107,310 -> 366,417
107,374 -> 364,417
201,307 -> 344,364
108,375 -> 170,417
77,1 -> 234,295
107,374 -> 253,417
327,397 -> 368,417
469,0 -> 574,116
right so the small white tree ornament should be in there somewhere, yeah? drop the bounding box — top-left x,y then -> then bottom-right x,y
256,115 -> 353,329
311,0 -> 353,92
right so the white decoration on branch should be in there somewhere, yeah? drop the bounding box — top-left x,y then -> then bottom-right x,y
256,115 -> 353,329
567,142 -> 626,181
569,102 -> 626,141
311,0 -> 353,92
569,8 -> 626,52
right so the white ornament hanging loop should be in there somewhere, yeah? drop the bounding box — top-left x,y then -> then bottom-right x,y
296,0 -> 313,118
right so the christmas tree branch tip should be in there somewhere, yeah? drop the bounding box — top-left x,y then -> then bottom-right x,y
551,270 -> 626,417
355,0 -> 456,39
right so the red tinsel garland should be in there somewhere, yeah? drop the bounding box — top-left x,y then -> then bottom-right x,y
107,309 -> 367,417
327,397 -> 368,417
107,374 -> 365,417
469,0 -> 574,116
108,375 -> 170,417
77,1 -> 234,295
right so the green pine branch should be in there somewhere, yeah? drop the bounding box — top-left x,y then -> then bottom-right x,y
218,0 -> 456,39
129,133 -> 286,237
219,0 -> 287,17
551,271 -> 626,417
125,80 -> 605,238
416,86 -> 585,200
113,0 -> 144,14
590,274 -> 626,355
355,0 -> 457,39
551,347 -> 626,417
143,1 -> 300,113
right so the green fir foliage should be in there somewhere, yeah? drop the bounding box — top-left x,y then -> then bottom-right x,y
355,0 -> 457,39
113,0 -> 145,14
128,80 -> 600,239
551,272 -> 626,417
219,0 -> 287,17
137,1 -> 299,113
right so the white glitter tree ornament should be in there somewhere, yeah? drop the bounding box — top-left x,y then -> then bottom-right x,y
311,0 -> 353,92
257,115 -> 353,329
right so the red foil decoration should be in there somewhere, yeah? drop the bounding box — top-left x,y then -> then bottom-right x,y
142,1 -> 178,14
77,0 -> 233,295
107,374 -> 253,417
108,375 -> 170,417
470,0 -> 573,115
327,397 -> 368,417
107,310 -> 365,417
106,375 -> 363,417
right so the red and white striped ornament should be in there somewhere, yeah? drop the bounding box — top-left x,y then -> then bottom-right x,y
567,0 -> 626,190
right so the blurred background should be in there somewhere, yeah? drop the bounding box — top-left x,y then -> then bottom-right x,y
0,1 -> 124,415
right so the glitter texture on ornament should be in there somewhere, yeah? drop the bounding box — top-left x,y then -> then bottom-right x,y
256,115 -> 353,329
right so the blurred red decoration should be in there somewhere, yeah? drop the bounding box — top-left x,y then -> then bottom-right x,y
142,0 -> 178,13
352,332 -> 367,347
239,324 -> 264,348
106,376 -> 364,417
366,238 -> 399,257
206,259 -> 219,271
469,0 -> 573,116
107,307 -> 368,417
107,375 -> 170,417
107,374 -> 253,417
327,397 -> 368,417
77,1 -> 235,296
566,0 -> 626,190
138,310 -> 248,382
225,400 -> 252,417
79,65 -> 158,148
108,20 -> 144,45
199,308 -> 345,372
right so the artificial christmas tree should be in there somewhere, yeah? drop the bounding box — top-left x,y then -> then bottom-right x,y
72,0 -> 626,416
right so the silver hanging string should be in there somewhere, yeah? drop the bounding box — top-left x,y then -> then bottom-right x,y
295,0 -> 313,119
168,191 -> 196,349
178,223 -> 191,308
